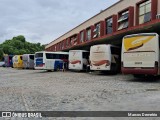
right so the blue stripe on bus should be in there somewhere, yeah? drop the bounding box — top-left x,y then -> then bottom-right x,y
54,60 -> 63,69
36,58 -> 43,66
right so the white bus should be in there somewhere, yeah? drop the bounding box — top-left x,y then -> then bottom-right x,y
34,51 -> 68,71
69,50 -> 89,71
22,54 -> 35,69
121,33 -> 159,77
90,44 -> 120,73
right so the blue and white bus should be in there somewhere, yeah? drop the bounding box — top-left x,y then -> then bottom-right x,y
34,51 -> 69,71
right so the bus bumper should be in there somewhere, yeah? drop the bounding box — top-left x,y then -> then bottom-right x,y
121,67 -> 158,75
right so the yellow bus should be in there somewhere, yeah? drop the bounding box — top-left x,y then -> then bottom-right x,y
13,55 -> 23,68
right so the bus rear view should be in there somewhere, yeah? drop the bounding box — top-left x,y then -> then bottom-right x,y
121,33 -> 159,76
69,50 -> 89,71
23,54 -> 35,69
90,44 -> 120,73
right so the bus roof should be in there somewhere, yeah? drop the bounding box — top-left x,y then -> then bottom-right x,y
23,54 -> 34,56
69,50 -> 89,52
14,55 -> 22,56
123,33 -> 158,39
35,51 -> 69,55
91,44 -> 119,48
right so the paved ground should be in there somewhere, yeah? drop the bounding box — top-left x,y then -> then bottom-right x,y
1,67 -> 160,120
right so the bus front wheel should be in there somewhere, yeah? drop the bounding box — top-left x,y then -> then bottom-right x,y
55,66 -> 60,71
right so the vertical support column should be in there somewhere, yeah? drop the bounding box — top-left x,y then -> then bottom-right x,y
100,21 -> 104,37
151,0 -> 157,20
129,6 -> 134,27
90,25 -> 94,40
77,33 -> 80,44
112,15 -> 117,33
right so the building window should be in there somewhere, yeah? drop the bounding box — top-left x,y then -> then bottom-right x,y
58,43 -> 60,50
66,38 -> 69,47
69,39 -> 72,46
54,46 -> 56,51
118,10 -> 129,30
61,41 -> 64,49
57,44 -> 59,50
106,17 -> 113,34
86,28 -> 91,41
63,40 -> 66,48
70,36 -> 77,46
139,0 -> 151,24
59,42 -> 61,50
93,23 -> 100,38
80,31 -> 84,42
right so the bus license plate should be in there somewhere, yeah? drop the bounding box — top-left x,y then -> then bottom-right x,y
135,62 -> 142,65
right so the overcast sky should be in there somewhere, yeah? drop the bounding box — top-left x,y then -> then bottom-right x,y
0,0 -> 119,45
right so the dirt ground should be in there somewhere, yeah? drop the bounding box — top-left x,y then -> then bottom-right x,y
1,67 -> 160,120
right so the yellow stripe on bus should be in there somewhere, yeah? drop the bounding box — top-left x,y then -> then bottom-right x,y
124,36 -> 154,51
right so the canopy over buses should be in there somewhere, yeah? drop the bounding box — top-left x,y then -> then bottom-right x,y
45,0 -> 160,52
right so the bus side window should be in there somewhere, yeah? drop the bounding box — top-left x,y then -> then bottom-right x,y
56,54 -> 60,59
46,53 -> 55,59
29,55 -> 34,60
59,54 -> 68,59
46,53 -> 50,59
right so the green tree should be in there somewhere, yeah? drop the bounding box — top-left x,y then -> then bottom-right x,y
2,44 -> 10,54
19,49 -> 27,54
0,35 -> 44,55
0,48 -> 3,60
13,35 -> 25,42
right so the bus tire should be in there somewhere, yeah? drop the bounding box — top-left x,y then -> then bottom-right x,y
55,66 -> 60,71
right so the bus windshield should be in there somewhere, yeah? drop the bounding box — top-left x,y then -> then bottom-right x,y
70,51 -> 81,61
29,55 -> 34,60
22,55 -> 28,61
35,53 -> 43,58
90,52 -> 106,61
20,56 -> 22,60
